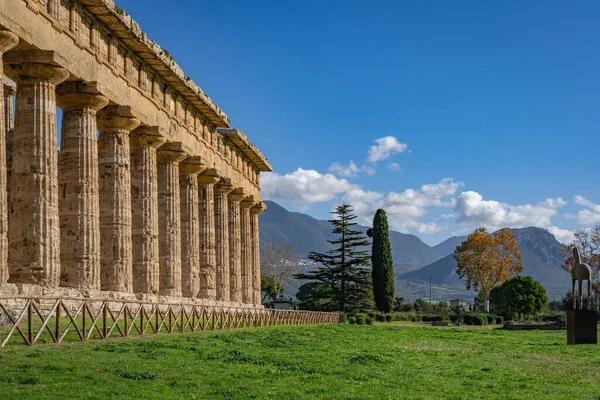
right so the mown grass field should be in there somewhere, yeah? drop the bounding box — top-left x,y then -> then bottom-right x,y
0,322 -> 598,399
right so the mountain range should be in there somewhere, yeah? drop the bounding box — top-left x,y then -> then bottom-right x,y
259,201 -> 570,301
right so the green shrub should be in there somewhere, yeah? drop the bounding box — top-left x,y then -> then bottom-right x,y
376,314 -> 386,322
411,315 -> 422,322
486,314 -> 495,324
366,317 -> 375,325
339,312 -> 348,323
349,317 -> 357,324
385,314 -> 393,323
356,314 -> 367,325
463,313 -> 488,325
367,311 -> 377,319
495,316 -> 504,325
473,315 -> 487,326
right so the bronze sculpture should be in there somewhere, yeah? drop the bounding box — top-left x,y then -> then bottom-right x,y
571,247 -> 592,310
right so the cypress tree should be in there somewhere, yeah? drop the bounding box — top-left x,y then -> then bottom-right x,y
295,204 -> 373,312
370,209 -> 395,313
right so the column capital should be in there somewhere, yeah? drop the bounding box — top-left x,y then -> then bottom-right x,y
3,84 -> 16,97
130,126 -> 167,149
228,188 -> 246,203
250,201 -> 267,215
157,142 -> 189,164
215,178 -> 234,195
179,156 -> 206,176
198,168 -> 220,186
97,105 -> 140,133
240,196 -> 256,209
57,81 -> 109,112
0,30 -> 19,54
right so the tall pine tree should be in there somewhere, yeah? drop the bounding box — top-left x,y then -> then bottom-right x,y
369,209 -> 395,313
296,204 -> 372,312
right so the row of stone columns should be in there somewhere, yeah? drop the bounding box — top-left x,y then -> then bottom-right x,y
0,35 -> 265,305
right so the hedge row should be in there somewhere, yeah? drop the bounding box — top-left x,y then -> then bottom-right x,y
341,311 -> 504,325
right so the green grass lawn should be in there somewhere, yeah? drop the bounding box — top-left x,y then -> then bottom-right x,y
0,322 -> 598,399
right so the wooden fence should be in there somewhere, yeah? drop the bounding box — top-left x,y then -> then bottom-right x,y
0,297 -> 340,347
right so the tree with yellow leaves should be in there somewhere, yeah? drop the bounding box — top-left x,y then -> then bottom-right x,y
454,228 -> 523,312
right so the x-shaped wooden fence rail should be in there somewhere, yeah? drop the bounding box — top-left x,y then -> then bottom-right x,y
0,298 -> 340,347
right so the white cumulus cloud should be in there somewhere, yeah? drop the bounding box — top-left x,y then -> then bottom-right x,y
329,161 -> 376,177
367,136 -> 408,163
386,162 -> 402,172
261,168 -> 354,204
546,226 -> 575,244
454,191 -> 567,230
574,195 -> 600,225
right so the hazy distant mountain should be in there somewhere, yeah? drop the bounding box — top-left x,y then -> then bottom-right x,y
400,227 -> 569,298
259,201 -> 444,270
259,202 -> 570,300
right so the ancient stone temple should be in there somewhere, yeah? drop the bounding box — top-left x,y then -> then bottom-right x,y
0,0 -> 271,307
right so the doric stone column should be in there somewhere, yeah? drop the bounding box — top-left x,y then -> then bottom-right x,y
250,202 -> 267,306
157,143 -> 188,297
97,106 -> 140,292
179,156 -> 206,298
228,188 -> 245,303
130,127 -> 166,295
240,197 -> 255,304
57,82 -> 108,290
7,57 -> 69,285
214,178 -> 234,302
197,169 -> 219,299
4,83 -> 16,221
0,31 -> 18,283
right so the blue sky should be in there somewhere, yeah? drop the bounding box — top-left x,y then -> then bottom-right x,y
116,0 -> 600,245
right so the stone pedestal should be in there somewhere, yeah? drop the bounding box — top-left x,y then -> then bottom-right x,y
197,169 -> 219,299
214,178 -> 234,302
228,188 -> 246,303
97,106 -> 140,292
157,143 -> 188,297
0,31 -> 19,283
130,127 -> 165,295
7,59 -> 69,286
57,81 -> 108,290
179,156 -> 205,298
567,311 -> 597,345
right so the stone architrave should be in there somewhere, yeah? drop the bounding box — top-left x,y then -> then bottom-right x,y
214,178 -> 234,302
130,127 -> 166,295
197,169 -> 220,299
7,54 -> 69,286
179,156 -> 206,298
57,81 -> 108,290
228,188 -> 246,303
250,202 -> 267,305
240,196 -> 255,304
0,31 -> 18,283
157,142 -> 188,297
97,106 -> 140,292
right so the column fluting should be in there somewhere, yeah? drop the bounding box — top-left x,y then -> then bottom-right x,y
130,127 -> 166,295
97,106 -> 140,292
250,202 -> 267,306
240,197 -> 255,304
157,143 -> 188,297
7,59 -> 69,285
179,156 -> 206,298
228,188 -> 246,303
197,169 -> 219,299
57,81 -> 108,290
0,31 -> 18,283
214,178 -> 234,302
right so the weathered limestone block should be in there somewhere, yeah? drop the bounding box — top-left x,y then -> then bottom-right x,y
6,55 -> 69,286
97,106 -> 140,292
228,188 -> 246,303
0,31 -> 18,283
250,202 -> 267,305
240,197 -> 255,304
157,143 -> 188,297
197,169 -> 220,299
179,156 -> 206,298
130,127 -> 166,295
57,82 -> 108,290
214,178 -> 234,302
